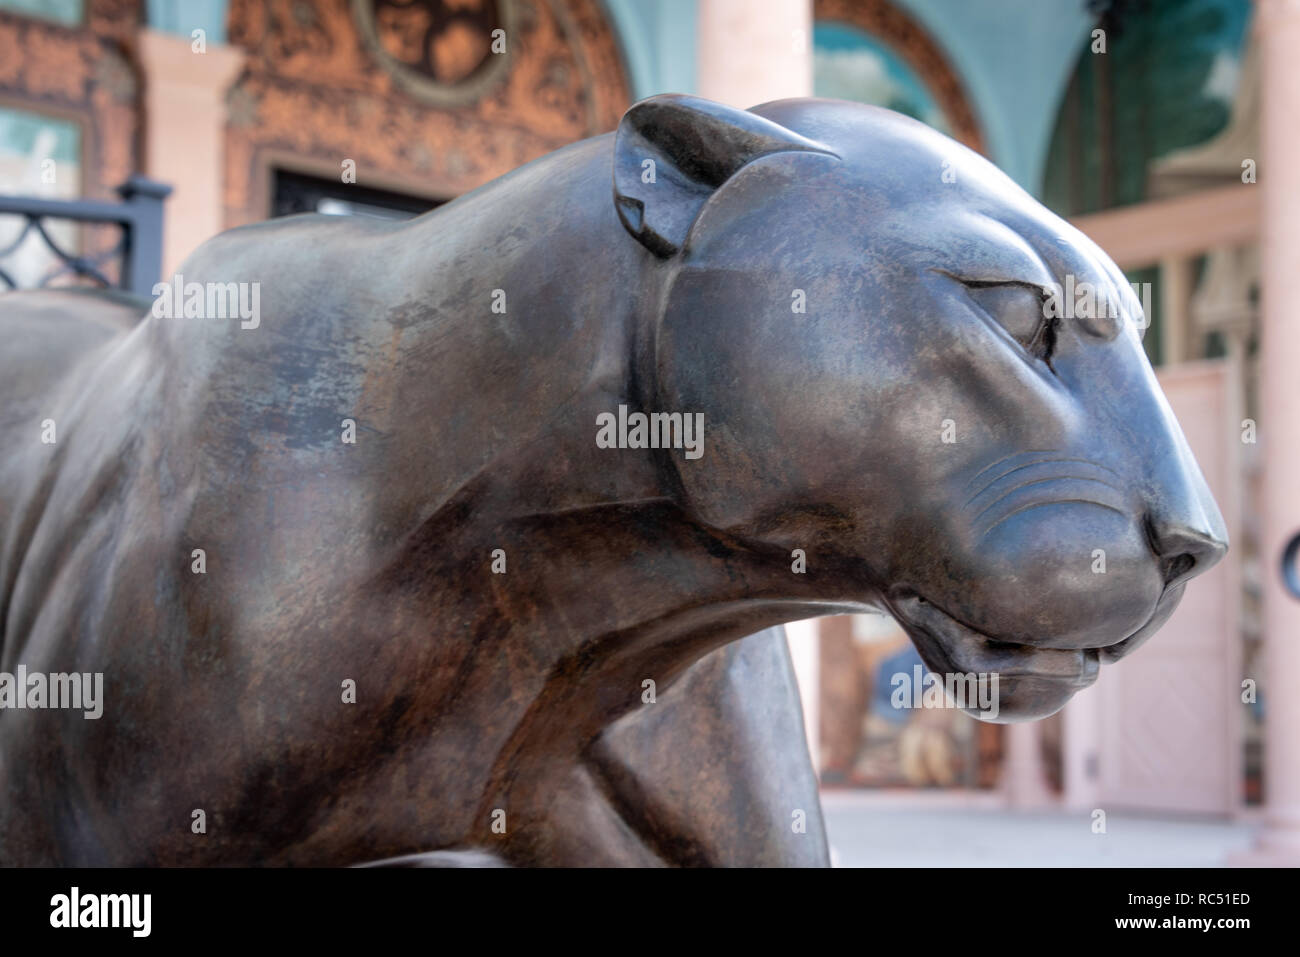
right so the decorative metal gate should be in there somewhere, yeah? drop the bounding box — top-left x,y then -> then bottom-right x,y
0,176 -> 170,296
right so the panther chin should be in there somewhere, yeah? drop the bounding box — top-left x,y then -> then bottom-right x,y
887,590 -> 1106,723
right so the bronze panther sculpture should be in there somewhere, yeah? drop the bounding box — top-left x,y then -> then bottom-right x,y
0,95 -> 1226,865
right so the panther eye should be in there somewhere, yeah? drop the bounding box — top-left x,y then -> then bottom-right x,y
963,281 -> 1056,366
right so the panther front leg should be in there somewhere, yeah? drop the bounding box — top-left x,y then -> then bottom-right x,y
587,626 -> 829,867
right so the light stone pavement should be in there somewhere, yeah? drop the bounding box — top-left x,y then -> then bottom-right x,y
821,792 -> 1259,867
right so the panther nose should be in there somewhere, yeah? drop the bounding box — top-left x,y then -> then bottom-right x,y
1150,520 -> 1227,588
1140,399 -> 1229,588
1147,463 -> 1228,587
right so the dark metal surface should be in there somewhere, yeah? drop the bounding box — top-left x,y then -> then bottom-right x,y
0,95 -> 1225,865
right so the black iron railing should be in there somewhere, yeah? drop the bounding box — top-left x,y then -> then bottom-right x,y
0,176 -> 171,297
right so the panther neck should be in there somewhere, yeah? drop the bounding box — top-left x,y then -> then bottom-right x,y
369,141 -> 872,728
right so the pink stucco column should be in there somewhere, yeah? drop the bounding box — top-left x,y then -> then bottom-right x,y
696,0 -> 813,107
135,29 -> 245,278
1240,0 -> 1300,864
1004,721 -> 1055,808
695,0 -> 817,760
1061,683 -> 1102,811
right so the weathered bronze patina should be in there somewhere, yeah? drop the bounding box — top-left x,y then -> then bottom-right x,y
0,96 -> 1226,866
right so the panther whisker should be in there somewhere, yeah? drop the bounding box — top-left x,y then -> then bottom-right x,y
962,449 -> 1058,491
964,459 -> 1125,507
971,475 -> 1128,530
981,499 -> 1128,540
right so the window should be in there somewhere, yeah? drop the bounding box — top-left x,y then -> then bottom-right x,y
0,0 -> 83,26
270,169 -> 442,221
0,104 -> 80,198
0,105 -> 82,288
813,21 -> 954,137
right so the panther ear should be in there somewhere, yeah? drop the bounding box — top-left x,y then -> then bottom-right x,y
613,94 -> 836,258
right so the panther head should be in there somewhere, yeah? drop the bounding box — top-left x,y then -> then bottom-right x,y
614,95 -> 1228,722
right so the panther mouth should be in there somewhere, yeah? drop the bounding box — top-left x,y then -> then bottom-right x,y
887,579 -> 1184,685
888,590 -> 1102,685
886,589 -> 1103,721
